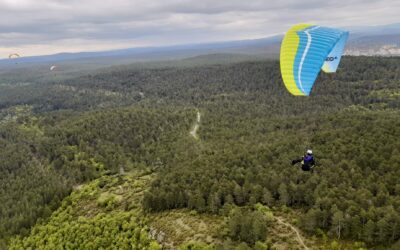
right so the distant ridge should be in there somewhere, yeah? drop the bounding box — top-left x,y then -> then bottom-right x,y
1,22 -> 399,67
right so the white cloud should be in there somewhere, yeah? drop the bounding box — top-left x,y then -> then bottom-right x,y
0,0 -> 398,57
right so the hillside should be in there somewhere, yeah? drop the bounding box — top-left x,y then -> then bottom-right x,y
1,23 -> 400,70
0,56 -> 399,249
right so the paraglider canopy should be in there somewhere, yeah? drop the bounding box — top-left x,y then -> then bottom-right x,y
50,65 -> 57,71
8,53 -> 20,59
280,24 -> 349,96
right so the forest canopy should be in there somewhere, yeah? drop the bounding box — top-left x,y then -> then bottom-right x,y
0,56 -> 399,249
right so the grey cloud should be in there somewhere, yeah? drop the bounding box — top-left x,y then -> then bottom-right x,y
0,0 -> 398,55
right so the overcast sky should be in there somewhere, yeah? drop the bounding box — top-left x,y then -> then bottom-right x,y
0,0 -> 399,57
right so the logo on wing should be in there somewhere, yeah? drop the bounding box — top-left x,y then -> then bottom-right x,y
325,56 -> 338,61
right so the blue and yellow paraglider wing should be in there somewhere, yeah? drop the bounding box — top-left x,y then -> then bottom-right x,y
322,31 -> 349,73
280,24 -> 349,96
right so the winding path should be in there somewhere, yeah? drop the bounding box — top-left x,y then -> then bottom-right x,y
190,110 -> 201,139
275,216 -> 309,250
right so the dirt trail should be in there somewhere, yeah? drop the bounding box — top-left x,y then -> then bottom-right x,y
190,110 -> 201,139
275,216 -> 309,250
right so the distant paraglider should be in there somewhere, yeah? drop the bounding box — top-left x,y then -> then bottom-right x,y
8,53 -> 21,64
8,53 -> 20,59
50,65 -> 57,71
280,24 -> 349,96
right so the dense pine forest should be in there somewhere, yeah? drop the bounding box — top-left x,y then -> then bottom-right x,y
0,56 -> 399,249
